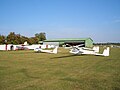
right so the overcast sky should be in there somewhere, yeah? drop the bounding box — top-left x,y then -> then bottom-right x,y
0,0 -> 120,42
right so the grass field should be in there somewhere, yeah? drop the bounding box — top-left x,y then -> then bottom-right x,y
0,47 -> 120,90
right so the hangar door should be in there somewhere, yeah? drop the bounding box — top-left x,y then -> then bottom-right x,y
64,41 -> 85,47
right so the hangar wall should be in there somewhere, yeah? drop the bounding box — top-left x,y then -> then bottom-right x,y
85,38 -> 93,47
43,42 -> 59,46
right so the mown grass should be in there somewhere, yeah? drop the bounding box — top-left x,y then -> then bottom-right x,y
0,47 -> 120,90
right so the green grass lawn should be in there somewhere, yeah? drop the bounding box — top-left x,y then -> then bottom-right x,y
0,47 -> 120,90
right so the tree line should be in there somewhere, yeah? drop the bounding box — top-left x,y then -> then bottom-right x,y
0,32 -> 46,45
94,42 -> 120,46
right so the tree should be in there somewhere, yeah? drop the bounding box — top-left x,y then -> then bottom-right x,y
15,34 -> 22,44
29,37 -> 38,44
20,36 -> 29,44
7,32 -> 16,44
7,32 -> 23,44
1,32 -> 47,45
0,35 -> 6,44
35,32 -> 46,42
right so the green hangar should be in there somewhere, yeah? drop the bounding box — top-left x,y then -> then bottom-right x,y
43,38 -> 93,47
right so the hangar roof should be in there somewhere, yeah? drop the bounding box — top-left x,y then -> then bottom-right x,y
44,38 -> 93,42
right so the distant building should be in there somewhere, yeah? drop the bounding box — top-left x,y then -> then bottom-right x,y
43,38 -> 93,47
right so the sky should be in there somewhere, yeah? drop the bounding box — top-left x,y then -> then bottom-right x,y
0,0 -> 120,43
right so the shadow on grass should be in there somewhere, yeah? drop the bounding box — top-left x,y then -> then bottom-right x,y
19,68 -> 40,79
60,77 -> 81,83
0,66 -> 9,70
51,54 -> 81,59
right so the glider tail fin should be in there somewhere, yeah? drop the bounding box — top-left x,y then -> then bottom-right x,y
52,46 -> 58,54
103,47 -> 110,56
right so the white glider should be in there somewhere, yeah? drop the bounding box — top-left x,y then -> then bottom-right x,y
69,46 -> 109,56
34,46 -> 58,54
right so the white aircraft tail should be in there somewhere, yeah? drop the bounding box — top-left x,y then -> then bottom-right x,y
23,41 -> 28,45
95,47 -> 110,56
93,46 -> 99,53
52,46 -> 58,54
103,47 -> 110,56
